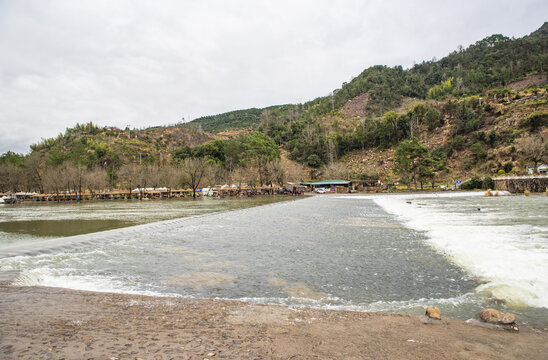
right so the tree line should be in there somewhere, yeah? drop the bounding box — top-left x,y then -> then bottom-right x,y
0,131 -> 287,197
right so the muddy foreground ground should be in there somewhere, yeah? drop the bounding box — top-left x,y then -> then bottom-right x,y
1,273 -> 547,360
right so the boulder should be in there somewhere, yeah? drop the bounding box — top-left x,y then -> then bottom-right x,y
425,307 -> 441,320
478,309 -> 516,324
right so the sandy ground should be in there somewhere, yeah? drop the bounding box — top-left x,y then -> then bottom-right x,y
1,272 -> 547,360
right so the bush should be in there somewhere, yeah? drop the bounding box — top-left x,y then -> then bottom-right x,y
461,176 -> 494,190
519,111 -> 548,132
482,176 -> 494,190
306,154 -> 322,168
451,136 -> 465,150
432,144 -> 453,160
487,130 -> 498,147
471,131 -> 486,143
461,176 -> 482,189
470,142 -> 487,161
464,117 -> 482,133
357,172 -> 379,180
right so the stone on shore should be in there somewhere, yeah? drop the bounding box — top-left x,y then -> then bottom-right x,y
425,307 -> 441,320
478,309 -> 516,325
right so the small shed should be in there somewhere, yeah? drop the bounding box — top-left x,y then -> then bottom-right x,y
301,180 -> 349,192
527,164 -> 548,175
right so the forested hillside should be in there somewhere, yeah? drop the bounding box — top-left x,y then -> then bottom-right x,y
191,22 -> 547,131
1,23 -> 547,193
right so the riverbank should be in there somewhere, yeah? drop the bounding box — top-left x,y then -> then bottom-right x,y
1,276 -> 547,360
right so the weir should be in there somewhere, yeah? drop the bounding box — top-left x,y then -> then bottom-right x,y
493,175 -> 548,193
0,216 -> 189,259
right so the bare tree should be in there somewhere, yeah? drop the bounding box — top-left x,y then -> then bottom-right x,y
0,163 -> 23,193
146,163 -> 161,189
266,159 -> 285,186
64,163 -> 86,199
43,165 -> 65,201
118,163 -> 152,199
118,164 -> 139,198
322,162 -> 350,180
84,167 -> 107,198
24,153 -> 46,193
158,164 -> 180,197
232,166 -> 247,192
180,157 -> 208,199
243,165 -> 260,192
515,136 -> 547,174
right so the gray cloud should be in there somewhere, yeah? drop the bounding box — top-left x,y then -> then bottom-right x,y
1,0 -> 546,153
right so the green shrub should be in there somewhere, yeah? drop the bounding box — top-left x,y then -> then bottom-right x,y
471,131 -> 486,143
487,130 -> 498,147
461,176 -> 494,190
461,176 -> 482,189
519,111 -> 547,132
470,142 -> 487,161
306,154 -> 322,168
482,176 -> 494,190
451,136 -> 465,150
464,117 -> 482,133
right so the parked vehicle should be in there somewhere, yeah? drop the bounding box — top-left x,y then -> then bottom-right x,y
314,188 -> 327,194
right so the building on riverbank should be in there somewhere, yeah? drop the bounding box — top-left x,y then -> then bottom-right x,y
301,180 -> 349,192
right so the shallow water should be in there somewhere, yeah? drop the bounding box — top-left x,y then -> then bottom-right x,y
1,193 -> 547,327
0,197 -> 291,245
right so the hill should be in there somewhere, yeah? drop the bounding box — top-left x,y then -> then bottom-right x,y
190,22 -> 548,132
28,122 -> 215,168
191,104 -> 302,134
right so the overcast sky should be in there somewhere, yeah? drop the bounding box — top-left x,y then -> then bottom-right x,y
0,0 -> 546,154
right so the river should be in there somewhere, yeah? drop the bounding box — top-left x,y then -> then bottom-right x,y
0,193 -> 547,327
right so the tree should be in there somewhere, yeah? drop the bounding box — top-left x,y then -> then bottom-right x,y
515,136 -> 547,174
64,162 -> 86,198
118,164 -> 140,198
0,163 -> 23,192
393,138 -> 433,190
266,159 -> 285,186
24,153 -> 46,193
241,131 -> 280,185
43,164 -> 66,201
84,167 -> 107,198
417,156 -> 435,190
519,111 -> 547,132
158,165 -> 180,197
322,162 -> 349,180
180,157 -> 208,199
306,154 -> 322,168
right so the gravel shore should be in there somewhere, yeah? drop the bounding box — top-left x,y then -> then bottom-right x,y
1,273 -> 547,360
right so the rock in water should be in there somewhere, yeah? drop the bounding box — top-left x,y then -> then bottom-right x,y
478,309 -> 516,324
425,307 -> 441,320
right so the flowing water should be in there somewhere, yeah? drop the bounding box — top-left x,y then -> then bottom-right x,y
0,193 -> 547,327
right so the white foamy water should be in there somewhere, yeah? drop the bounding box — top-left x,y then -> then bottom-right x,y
368,192 -> 548,309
